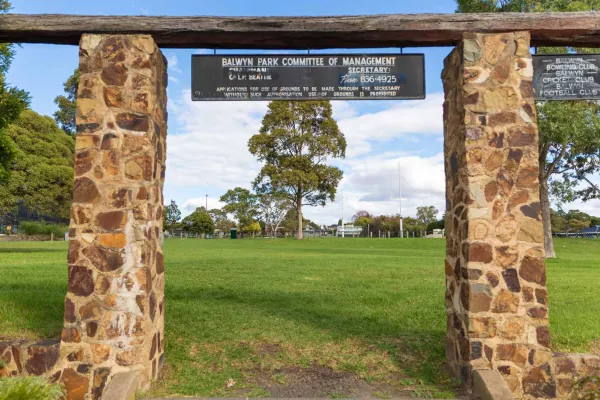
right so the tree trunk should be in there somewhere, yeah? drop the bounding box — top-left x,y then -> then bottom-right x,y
540,180 -> 556,259
296,197 -> 303,240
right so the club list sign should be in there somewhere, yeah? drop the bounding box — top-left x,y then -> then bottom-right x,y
191,54 -> 425,101
533,54 -> 600,100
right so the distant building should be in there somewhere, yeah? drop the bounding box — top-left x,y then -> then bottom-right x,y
337,224 -> 362,237
426,228 -> 445,238
303,225 -> 326,237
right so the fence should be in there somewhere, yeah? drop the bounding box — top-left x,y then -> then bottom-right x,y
553,231 -> 600,239
163,228 -> 446,239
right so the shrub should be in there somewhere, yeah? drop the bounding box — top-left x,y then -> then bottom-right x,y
19,221 -> 68,238
0,376 -> 64,400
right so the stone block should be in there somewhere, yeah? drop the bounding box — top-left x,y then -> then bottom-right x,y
100,371 -> 141,400
473,369 -> 515,400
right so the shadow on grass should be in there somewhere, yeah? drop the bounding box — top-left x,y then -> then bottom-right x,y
167,286 -> 450,387
0,247 -> 66,253
0,281 -> 65,339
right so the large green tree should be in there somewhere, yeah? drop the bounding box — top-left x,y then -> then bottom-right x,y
209,208 -> 236,233
182,207 -> 214,236
456,0 -> 600,258
219,187 -> 259,231
54,68 -> 79,136
163,200 -> 181,231
249,101 -> 346,239
257,193 -> 292,236
2,110 -> 75,219
416,206 -> 439,226
0,0 -> 29,209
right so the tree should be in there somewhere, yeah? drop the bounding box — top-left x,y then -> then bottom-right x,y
550,209 -> 567,233
219,187 -> 259,231
2,110 -> 74,220
567,219 -> 590,232
456,0 -> 600,258
352,210 -> 373,226
243,220 -> 262,237
354,215 -> 373,227
163,200 -> 181,231
456,0 -> 535,12
0,0 -> 29,206
249,101 -> 346,240
565,209 -> 592,222
427,217 -> 445,231
181,207 -> 214,236
54,69 -> 79,136
416,206 -> 439,226
208,208 -> 235,233
258,193 -> 292,236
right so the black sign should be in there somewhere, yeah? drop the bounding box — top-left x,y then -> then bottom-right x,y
191,54 -> 425,101
533,54 -> 600,100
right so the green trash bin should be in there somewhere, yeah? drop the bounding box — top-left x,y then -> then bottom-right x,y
230,228 -> 238,239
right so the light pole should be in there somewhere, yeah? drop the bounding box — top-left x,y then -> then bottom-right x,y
398,161 -> 403,238
341,189 -> 345,238
205,194 -> 208,210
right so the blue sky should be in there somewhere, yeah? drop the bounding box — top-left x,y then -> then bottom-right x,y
7,0 -> 600,224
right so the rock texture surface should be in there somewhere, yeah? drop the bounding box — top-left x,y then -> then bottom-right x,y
443,31 -> 550,395
443,31 -> 600,399
59,33 -> 167,399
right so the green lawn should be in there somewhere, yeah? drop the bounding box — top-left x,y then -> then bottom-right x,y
0,238 -> 598,397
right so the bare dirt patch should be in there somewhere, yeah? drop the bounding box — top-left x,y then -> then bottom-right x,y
254,365 -> 411,398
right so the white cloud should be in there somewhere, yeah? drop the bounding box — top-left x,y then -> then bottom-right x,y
334,93 -> 444,157
183,197 -> 225,213
552,174 -> 600,217
165,91 -> 446,225
301,153 -> 445,225
166,53 -> 183,74
165,91 -> 267,190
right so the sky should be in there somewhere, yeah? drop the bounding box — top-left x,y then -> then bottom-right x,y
6,0 -> 600,226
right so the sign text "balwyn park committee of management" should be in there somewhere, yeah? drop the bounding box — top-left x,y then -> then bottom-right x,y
191,54 -> 425,101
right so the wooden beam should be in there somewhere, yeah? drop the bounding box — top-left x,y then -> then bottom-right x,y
1,12 -> 600,49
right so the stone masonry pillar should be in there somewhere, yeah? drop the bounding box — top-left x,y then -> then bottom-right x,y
60,34 -> 167,399
442,32 -> 551,397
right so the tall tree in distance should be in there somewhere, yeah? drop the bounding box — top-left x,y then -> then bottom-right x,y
416,206 -> 439,226
0,0 -> 29,184
219,187 -> 259,232
2,110 -> 75,219
258,193 -> 292,237
209,208 -> 235,233
163,200 -> 181,231
456,0 -> 600,258
352,210 -> 374,227
54,68 -> 79,135
249,101 -> 346,240
0,0 -> 30,219
182,207 -> 214,237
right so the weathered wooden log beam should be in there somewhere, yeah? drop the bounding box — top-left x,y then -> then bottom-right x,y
1,12 -> 600,49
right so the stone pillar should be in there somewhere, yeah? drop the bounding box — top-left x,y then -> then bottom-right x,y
60,34 -> 167,399
442,32 -> 550,397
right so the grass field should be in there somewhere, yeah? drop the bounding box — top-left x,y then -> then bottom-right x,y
0,238 -> 599,398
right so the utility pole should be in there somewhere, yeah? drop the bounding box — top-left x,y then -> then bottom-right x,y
341,189 -> 345,238
398,161 -> 403,238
